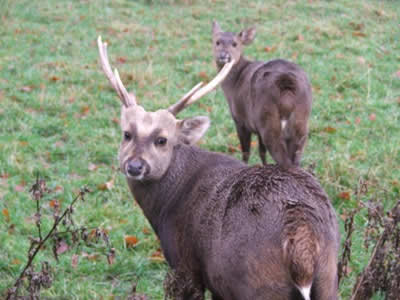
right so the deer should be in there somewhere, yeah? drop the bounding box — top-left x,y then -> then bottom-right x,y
212,21 -> 313,169
97,36 -> 339,300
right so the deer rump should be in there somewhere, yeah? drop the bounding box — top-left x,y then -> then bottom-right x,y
166,157 -> 338,300
249,59 -> 311,123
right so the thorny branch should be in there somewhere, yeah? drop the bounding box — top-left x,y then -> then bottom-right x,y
6,178 -> 91,300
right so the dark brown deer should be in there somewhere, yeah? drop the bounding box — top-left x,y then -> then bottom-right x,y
212,21 -> 312,168
97,36 -> 339,300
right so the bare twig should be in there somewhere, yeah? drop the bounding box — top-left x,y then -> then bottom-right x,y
6,183 -> 90,300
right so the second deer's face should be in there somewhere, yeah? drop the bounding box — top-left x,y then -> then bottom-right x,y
118,105 -> 210,182
212,21 -> 257,69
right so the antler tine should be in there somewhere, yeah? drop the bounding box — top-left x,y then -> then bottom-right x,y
168,82 -> 204,116
168,59 -> 235,115
97,36 -> 136,107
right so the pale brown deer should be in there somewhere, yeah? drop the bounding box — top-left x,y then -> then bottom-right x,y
97,36 -> 339,300
212,21 -> 312,169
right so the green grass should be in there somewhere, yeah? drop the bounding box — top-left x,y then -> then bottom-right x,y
0,0 -> 399,298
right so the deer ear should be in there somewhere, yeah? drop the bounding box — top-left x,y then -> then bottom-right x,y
178,116 -> 210,145
238,27 -> 256,45
212,20 -> 222,36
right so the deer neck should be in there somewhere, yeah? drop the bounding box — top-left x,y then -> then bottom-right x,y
221,55 -> 252,89
125,144 -> 205,235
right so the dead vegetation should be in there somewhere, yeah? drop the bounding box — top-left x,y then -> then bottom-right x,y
338,179 -> 400,300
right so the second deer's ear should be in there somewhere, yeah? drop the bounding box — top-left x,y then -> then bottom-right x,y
212,20 -> 223,36
177,116 -> 210,145
238,27 -> 256,45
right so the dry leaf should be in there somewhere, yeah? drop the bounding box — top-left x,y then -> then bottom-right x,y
296,34 -> 304,41
198,71 -> 209,82
14,184 -> 25,192
228,145 -> 239,153
49,199 -> 59,210
149,250 -> 165,263
369,113 -> 376,121
142,227 -> 151,235
21,86 -> 33,92
80,105 -> 90,116
117,57 -> 127,64
2,208 -> 10,222
338,191 -> 351,200
323,126 -> 337,134
98,179 -> 114,191
71,254 -> 79,269
125,235 -> 139,248
11,258 -> 21,265
50,76 -> 60,82
264,46 -> 276,53
355,117 -> 361,125
56,241 -> 69,255
352,31 -> 367,38
88,163 -> 98,171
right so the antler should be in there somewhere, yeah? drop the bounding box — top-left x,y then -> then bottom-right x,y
168,59 -> 235,115
97,36 -> 137,107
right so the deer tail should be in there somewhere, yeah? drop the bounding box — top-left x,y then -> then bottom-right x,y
283,223 -> 319,300
275,72 -> 297,94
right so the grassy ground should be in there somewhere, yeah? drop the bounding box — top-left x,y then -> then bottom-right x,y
0,0 -> 399,299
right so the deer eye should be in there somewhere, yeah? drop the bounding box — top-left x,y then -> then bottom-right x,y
155,137 -> 167,146
124,131 -> 132,141
232,41 -> 237,47
216,41 -> 220,46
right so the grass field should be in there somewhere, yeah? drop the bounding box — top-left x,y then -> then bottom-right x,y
0,0 -> 399,299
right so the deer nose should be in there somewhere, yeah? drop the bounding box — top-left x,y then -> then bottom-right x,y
127,159 -> 144,177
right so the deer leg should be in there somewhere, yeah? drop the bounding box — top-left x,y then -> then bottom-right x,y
260,119 -> 292,169
234,123 -> 251,163
257,134 -> 267,165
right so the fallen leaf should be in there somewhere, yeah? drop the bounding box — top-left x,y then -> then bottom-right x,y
11,258 -> 21,265
395,71 -> 400,79
80,105 -> 90,116
149,250 -> 165,263
296,34 -> 304,41
338,191 -> 351,200
352,31 -> 367,38
21,86 -> 33,92
2,208 -> 10,222
71,254 -> 79,268
112,117 -> 119,124
142,227 -> 151,235
227,145 -> 239,153
82,252 -> 100,261
323,126 -> 337,134
19,141 -> 28,147
355,117 -> 361,125
56,241 -> 69,255
357,57 -> 366,65
117,57 -> 127,64
264,46 -> 276,53
8,224 -> 15,234
198,71 -> 209,82
88,163 -> 98,171
50,76 -> 60,82
54,185 -> 64,193
98,179 -> 114,191
49,199 -> 60,210
369,113 -> 376,121
125,235 -> 138,248
14,184 -> 25,192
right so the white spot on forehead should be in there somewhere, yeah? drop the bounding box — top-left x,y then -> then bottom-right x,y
121,106 -> 177,138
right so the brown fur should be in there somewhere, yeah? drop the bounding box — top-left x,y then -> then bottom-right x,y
212,21 -> 312,168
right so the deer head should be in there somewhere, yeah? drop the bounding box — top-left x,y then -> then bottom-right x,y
97,36 -> 234,181
212,21 -> 256,69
